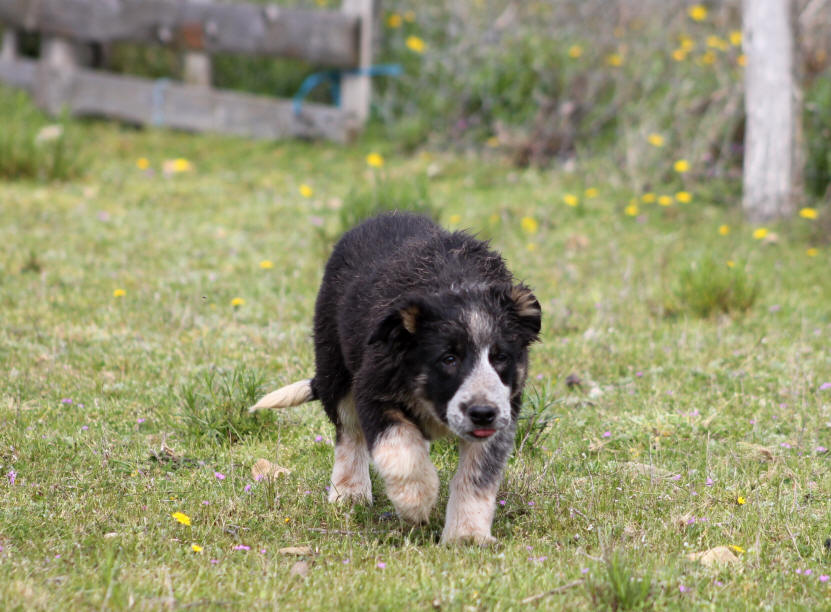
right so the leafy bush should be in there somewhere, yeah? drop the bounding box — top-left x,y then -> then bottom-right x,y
589,553 -> 654,611
178,366 -> 272,444
0,86 -> 83,181
673,255 -> 759,317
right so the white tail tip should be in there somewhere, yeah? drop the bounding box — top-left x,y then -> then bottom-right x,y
249,379 -> 314,412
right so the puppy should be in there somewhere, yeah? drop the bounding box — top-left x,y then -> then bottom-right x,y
251,212 -> 540,544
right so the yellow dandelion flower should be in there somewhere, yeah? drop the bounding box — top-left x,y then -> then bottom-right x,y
172,512 -> 191,526
584,187 -> 599,198
679,35 -> 695,51
526,242 -> 538,252
521,216 -> 539,235
675,191 -> 692,203
718,224 -> 730,236
386,13 -> 402,28
563,194 -> 579,207
806,247 -> 819,257
170,158 -> 193,173
259,260 -> 274,270
726,260 -> 735,268
284,517 -> 291,523
113,288 -> 126,298
737,54 -> 747,67
606,52 -> 624,67
729,30 -> 742,46
191,544 -> 203,553
647,133 -> 665,147
672,48 -> 688,62
485,136 -> 500,148
403,10 -> 415,22
737,495 -> 746,505
799,207 -> 818,219
673,159 -> 690,173
641,193 -> 656,204
231,297 -> 245,307
624,204 -> 639,216
658,195 -> 673,206
448,213 -> 461,225
699,50 -> 717,65
729,545 -> 745,554
366,152 -> 384,168
752,228 -> 768,240
688,4 -> 708,21
299,184 -> 314,198
406,35 -> 426,53
707,35 -> 729,51
568,44 -> 583,59
136,157 -> 150,170
488,213 -> 500,224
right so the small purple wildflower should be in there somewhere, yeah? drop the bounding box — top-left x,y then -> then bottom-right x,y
671,474 -> 681,481
535,373 -> 544,380
210,559 -> 219,564
602,431 -> 611,438
820,382 -> 831,391
61,398 -> 72,404
376,562 -> 386,569
820,575 -> 829,583
636,371 -> 644,377
706,477 -> 714,486
7,470 -> 16,485
816,446 -> 827,453
255,474 -> 264,482
137,418 -> 146,424
679,585 -> 689,593
304,490 -> 311,495
244,484 -> 252,493
81,425 -> 89,431
202,500 -> 209,505
315,435 -> 323,442
528,501 -> 535,507
498,499 -> 506,506
581,567 -> 589,574
342,558 -> 350,564
749,419 -> 756,425
260,549 -> 266,554
233,545 -> 250,551
769,304 -> 781,313
714,580 -> 724,587
805,569 -> 813,576
54,555 -> 61,559
780,442 -> 792,449
796,569 -> 803,575
214,472 -> 225,480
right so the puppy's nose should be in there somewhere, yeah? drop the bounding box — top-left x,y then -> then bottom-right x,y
467,405 -> 497,426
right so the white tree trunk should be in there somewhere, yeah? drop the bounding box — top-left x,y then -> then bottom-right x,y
742,0 -> 802,222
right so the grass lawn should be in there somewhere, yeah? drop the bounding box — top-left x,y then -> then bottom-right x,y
1,115 -> 831,610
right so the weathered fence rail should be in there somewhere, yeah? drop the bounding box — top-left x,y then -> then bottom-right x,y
0,0 -> 373,142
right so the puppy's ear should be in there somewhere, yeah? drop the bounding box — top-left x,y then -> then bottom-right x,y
511,283 -> 542,341
368,299 -> 428,345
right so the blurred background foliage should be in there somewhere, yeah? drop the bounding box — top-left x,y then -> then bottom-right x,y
7,0 -> 831,200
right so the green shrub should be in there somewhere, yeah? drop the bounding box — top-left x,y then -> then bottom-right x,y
589,553 -> 654,611
0,86 -> 83,181
674,255 -> 759,317
178,366 -> 271,444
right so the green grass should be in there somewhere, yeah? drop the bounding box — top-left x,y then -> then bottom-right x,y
1,99 -> 831,610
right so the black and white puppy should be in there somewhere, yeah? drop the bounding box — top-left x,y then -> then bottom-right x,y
251,212 -> 540,544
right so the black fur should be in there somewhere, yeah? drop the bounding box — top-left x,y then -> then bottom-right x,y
311,212 -> 540,449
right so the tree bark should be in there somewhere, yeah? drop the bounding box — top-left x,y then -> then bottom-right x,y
742,0 -> 802,223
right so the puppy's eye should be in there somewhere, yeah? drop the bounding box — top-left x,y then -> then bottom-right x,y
440,354 -> 458,367
491,351 -> 510,364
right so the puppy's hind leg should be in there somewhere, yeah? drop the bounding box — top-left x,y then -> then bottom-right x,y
328,391 -> 373,504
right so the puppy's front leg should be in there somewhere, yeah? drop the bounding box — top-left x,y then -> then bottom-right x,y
441,428 -> 514,545
370,413 -> 439,524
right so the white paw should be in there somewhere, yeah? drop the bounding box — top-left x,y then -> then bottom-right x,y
328,480 -> 372,504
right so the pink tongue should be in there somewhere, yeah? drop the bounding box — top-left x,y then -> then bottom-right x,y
472,429 -> 496,438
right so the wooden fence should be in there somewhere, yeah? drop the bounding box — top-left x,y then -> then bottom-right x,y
0,0 -> 374,142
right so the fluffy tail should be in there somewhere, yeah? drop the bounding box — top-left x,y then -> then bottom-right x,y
249,378 -> 315,412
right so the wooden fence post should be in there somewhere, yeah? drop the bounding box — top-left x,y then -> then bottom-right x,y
741,0 -> 802,222
1,27 -> 17,61
340,0 -> 372,125
182,0 -> 212,86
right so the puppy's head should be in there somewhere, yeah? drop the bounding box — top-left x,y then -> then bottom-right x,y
369,283 -> 541,441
